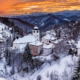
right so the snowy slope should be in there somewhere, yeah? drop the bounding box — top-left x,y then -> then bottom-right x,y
10,55 -> 78,80
0,78 -> 6,80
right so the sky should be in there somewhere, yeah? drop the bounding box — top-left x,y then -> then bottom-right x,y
0,0 -> 80,16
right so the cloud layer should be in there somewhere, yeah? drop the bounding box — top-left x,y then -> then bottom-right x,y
0,0 -> 80,16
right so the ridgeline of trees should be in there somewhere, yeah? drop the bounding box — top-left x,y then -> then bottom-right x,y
0,17 -> 24,37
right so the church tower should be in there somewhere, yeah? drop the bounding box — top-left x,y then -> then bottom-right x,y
32,20 -> 40,41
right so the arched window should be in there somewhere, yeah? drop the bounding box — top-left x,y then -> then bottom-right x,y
35,50 -> 37,55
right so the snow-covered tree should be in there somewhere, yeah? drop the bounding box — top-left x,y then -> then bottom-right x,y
37,75 -> 41,80
5,48 -> 11,65
50,71 -> 59,80
23,43 -> 32,62
72,56 -> 80,80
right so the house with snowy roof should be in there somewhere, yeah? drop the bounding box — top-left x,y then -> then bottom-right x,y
42,31 -> 56,44
42,43 -> 54,56
41,30 -> 56,56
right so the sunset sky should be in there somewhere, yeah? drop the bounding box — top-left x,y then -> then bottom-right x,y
0,0 -> 80,16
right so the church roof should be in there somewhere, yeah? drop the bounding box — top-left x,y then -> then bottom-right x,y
30,41 -> 42,46
34,26 -> 38,30
13,34 -> 36,44
43,34 -> 56,40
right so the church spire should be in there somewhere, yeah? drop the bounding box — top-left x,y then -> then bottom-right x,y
35,19 -> 37,26
34,19 -> 38,30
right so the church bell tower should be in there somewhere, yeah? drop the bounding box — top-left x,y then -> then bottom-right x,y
32,20 -> 40,41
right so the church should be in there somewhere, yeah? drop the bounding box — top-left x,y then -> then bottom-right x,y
13,20 -> 42,56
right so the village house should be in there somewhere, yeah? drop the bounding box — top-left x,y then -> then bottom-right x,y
42,30 -> 56,44
42,43 -> 54,56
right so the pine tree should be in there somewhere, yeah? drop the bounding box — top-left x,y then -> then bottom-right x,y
69,48 -> 73,55
5,48 -> 11,65
23,43 -> 32,62
72,55 -> 80,80
58,29 -> 61,39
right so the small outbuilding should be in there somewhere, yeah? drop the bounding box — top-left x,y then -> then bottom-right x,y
42,43 -> 54,56
42,34 -> 56,44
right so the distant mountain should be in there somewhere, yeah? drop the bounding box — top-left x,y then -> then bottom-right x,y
67,15 -> 80,21
56,15 -> 80,21
55,15 -> 66,19
53,10 -> 80,17
9,10 -> 80,32
9,18 -> 34,33
13,13 -> 67,27
40,22 -> 55,31
43,14 -> 67,25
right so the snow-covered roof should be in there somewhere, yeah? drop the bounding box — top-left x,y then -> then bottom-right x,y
30,41 -> 42,46
13,34 -> 36,44
34,26 -> 38,29
43,44 -> 53,49
77,41 -> 80,48
51,37 -> 56,40
9,28 -> 12,30
68,39 -> 75,44
43,34 -> 56,40
46,31 -> 51,34
54,40 -> 59,44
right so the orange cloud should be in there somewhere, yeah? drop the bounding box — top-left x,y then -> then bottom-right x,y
0,0 -> 80,16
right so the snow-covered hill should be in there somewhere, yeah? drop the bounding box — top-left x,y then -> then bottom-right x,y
0,22 -> 12,40
0,22 -> 13,57
0,54 -> 78,80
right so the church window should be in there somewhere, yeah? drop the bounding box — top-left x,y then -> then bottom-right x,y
35,50 -> 37,55
34,31 -> 35,33
37,31 -> 38,33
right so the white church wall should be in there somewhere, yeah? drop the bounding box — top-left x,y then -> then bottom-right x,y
32,30 -> 40,41
42,48 -> 52,56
